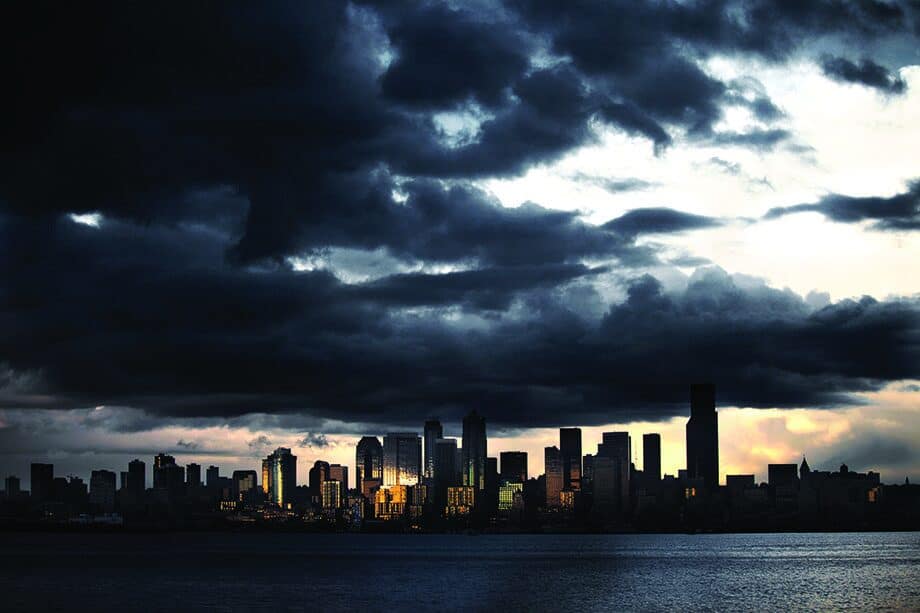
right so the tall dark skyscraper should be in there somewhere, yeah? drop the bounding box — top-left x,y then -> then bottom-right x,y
356,436 -> 383,496
597,432 -> 631,513
462,410 -> 487,492
499,451 -> 528,484
545,446 -> 563,507
30,463 -> 53,503
265,447 -> 297,507
433,438 -> 458,508
127,459 -> 145,496
383,433 -> 422,487
310,460 -> 330,493
89,469 -> 117,513
560,427 -> 582,491
152,453 -> 177,489
206,465 -> 219,488
643,433 -> 661,483
423,419 -> 443,480
186,463 -> 201,488
686,383 -> 719,489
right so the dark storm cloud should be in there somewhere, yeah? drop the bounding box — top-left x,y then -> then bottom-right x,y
820,55 -> 907,94
765,181 -> 920,230
1,0 -> 919,436
602,208 -> 723,236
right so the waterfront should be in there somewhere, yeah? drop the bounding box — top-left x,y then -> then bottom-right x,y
1,531 -> 917,611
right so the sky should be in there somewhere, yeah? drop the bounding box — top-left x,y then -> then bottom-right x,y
1,1 -> 918,488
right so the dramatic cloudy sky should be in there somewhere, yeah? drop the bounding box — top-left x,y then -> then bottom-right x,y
2,1 -> 919,487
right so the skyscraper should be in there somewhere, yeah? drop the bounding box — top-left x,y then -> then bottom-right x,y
310,460 -> 330,494
127,459 -> 145,497
186,463 -> 201,488
643,433 -> 661,483
329,464 -> 348,500
597,432 -> 631,513
232,470 -> 258,499
89,469 -> 117,513
152,453 -> 177,489
433,437 -> 458,509
462,410 -> 487,492
30,463 -> 53,504
423,419 -> 443,480
545,446 -> 563,508
206,465 -> 220,488
686,383 -> 719,489
264,447 -> 297,507
499,451 -> 528,484
383,433 -> 422,487
560,427 -> 582,491
356,436 -> 383,497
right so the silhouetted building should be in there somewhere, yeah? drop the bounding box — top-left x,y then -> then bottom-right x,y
462,411 -> 487,493
643,434 -> 661,483
768,464 -> 799,488
597,432 -> 631,513
356,436 -> 383,497
4,475 -> 21,498
545,446 -> 563,508
89,470 -> 117,513
433,438 -> 458,509
322,480 -> 343,511
582,453 -> 595,492
309,461 -> 330,497
500,451 -> 528,484
206,465 -> 220,488
232,470 -> 258,500
127,459 -> 145,498
686,383 -> 719,489
484,456 -> 499,515
265,447 -> 297,507
153,453 -> 178,489
383,432 -> 422,487
423,419 -> 443,481
560,428 -> 582,492
30,463 -> 53,504
186,463 -> 201,488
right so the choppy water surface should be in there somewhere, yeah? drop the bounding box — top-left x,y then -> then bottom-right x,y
1,531 -> 917,611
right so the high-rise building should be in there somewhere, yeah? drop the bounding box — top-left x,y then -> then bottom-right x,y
262,458 -> 271,494
597,432 -> 631,513
5,475 -> 21,498
264,447 -> 297,507
446,485 -> 476,515
206,465 -> 220,488
686,383 -> 719,489
186,463 -> 201,488
329,464 -> 348,504
643,434 -> 661,483
462,410 -> 487,492
582,454 -> 595,492
356,436 -> 383,496
433,438 -> 458,508
560,428 -> 582,492
423,420 -> 443,480
500,451 -> 528,484
309,460 -> 330,494
322,480 -> 343,510
30,463 -> 53,504
89,470 -> 117,513
545,446 -> 563,508
232,470 -> 258,499
383,433 -> 422,487
375,484 -> 408,520
127,459 -> 145,497
498,482 -> 523,511
152,453 -> 176,489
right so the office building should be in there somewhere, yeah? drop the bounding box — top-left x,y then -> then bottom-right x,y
322,480 -> 343,511
89,470 -> 117,513
186,463 -> 201,488
232,470 -> 258,499
328,464 -> 348,492
500,451 -> 528,484
545,446 -> 563,508
498,482 -> 523,511
5,475 -> 21,498
643,434 -> 661,483
264,447 -> 297,507
152,453 -> 177,489
375,484 -> 408,520
309,461 -> 330,495
433,438 -> 458,508
383,432 -> 422,487
356,436 -> 383,496
582,454 -> 595,492
30,463 -> 53,504
686,383 -> 719,489
462,410 -> 487,492
447,485 -> 476,515
423,420 -> 443,480
597,432 -> 631,513
206,465 -> 220,488
560,427 -> 582,492
127,459 -> 145,498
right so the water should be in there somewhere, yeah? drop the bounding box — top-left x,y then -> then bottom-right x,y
1,532 -> 917,611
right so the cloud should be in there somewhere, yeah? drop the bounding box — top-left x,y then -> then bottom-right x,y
764,180 -> 920,230
297,433 -> 330,449
603,208 -> 723,236
820,55 -> 907,94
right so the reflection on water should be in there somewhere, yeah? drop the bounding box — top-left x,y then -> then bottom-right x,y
1,531 -> 917,611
